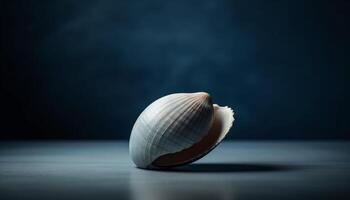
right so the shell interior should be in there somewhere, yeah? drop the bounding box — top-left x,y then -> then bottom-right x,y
152,104 -> 234,168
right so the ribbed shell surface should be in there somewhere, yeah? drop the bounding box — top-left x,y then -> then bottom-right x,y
129,93 -> 214,168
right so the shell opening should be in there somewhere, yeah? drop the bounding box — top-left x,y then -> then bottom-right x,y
151,104 -> 234,168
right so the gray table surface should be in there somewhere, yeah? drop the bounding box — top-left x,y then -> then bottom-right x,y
0,141 -> 349,200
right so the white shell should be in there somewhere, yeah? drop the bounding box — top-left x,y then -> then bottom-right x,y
129,92 -> 234,169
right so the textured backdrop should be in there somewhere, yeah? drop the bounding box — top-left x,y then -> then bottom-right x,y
1,0 -> 349,139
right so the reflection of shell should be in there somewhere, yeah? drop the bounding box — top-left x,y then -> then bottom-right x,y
129,92 -> 234,169
130,171 -> 235,200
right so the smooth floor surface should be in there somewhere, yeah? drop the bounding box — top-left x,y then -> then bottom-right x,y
0,141 -> 349,200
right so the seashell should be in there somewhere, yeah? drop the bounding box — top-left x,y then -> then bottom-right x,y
129,92 -> 234,169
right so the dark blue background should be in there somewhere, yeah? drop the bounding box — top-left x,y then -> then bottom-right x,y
1,0 -> 349,139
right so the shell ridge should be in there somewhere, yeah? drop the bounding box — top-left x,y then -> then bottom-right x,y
185,103 -> 210,142
181,100 -> 213,147
145,94 -> 197,166
144,95 -> 192,165
148,95 -> 198,163
142,94 -> 188,122
151,95 -> 213,163
170,98 -> 206,146
135,94 -> 190,166
152,95 -> 199,158
173,93 -> 213,144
